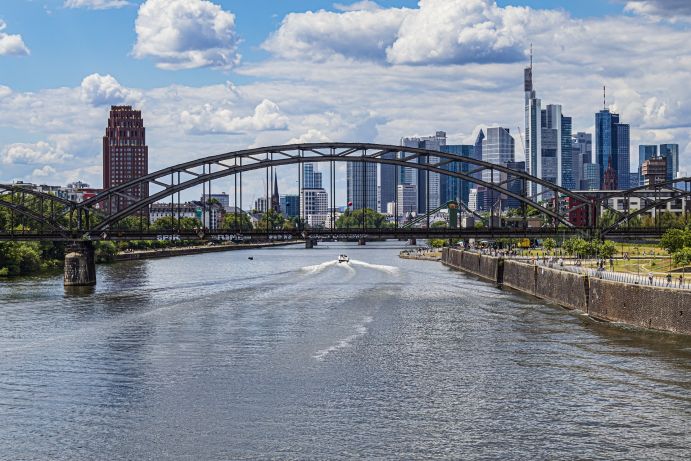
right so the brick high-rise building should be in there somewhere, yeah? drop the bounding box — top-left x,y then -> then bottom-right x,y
102,105 -> 149,214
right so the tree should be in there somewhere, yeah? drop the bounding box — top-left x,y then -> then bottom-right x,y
597,240 -> 617,259
335,208 -> 390,229
222,212 -> 253,231
660,228 -> 691,254
256,209 -> 285,230
542,238 -> 556,252
672,248 -> 691,267
151,216 -> 200,231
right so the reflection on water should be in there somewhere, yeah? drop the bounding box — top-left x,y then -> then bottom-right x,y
1,242 -> 690,460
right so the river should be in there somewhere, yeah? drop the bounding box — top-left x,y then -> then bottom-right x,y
1,242 -> 690,460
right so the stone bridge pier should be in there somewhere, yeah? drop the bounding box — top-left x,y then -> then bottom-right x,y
64,241 -> 96,287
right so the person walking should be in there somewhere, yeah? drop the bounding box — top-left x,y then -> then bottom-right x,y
666,273 -> 672,287
648,272 -> 654,285
678,274 -> 684,288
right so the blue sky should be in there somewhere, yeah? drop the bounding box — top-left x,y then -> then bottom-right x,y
0,0 -> 689,204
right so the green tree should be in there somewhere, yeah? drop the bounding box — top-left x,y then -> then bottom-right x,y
597,240 -> 617,259
660,228 -> 691,254
151,216 -> 201,231
335,209 -> 390,229
222,212 -> 253,231
542,238 -> 556,252
672,247 -> 691,266
256,209 -> 285,230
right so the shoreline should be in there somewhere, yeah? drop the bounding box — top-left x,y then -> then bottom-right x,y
441,248 -> 691,336
113,240 -> 302,262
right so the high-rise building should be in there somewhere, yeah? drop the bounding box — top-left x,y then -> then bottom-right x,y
638,145 -> 658,169
659,144 -> 680,181
629,172 -> 641,188
400,131 -> 446,213
525,56 -> 541,197
642,157 -> 667,185
378,152 -> 397,213
582,163 -> 600,190
280,195 -> 300,218
482,127 -> 515,209
347,161 -> 377,211
572,132 -> 593,189
595,107 -> 630,189
303,163 -> 322,189
560,115 -> 573,189
396,184 -> 417,216
300,188 -> 328,226
102,105 -> 149,214
202,192 -> 230,209
440,144 -> 474,206
505,161 -> 526,210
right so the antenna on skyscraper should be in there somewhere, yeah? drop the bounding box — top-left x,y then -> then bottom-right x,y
603,85 -> 606,110
530,43 -> 533,69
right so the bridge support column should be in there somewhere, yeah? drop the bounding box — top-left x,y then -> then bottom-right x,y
305,239 -> 317,249
358,238 -> 366,246
64,241 -> 96,287
410,238 -> 417,246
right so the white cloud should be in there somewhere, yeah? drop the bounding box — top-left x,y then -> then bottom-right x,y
0,20 -> 30,56
263,0 -> 567,65
1,141 -> 73,165
0,85 -> 11,99
180,99 -> 288,134
80,73 -> 139,107
132,0 -> 240,70
64,0 -> 130,9
624,0 -> 691,20
333,1 -> 382,12
31,165 -> 57,177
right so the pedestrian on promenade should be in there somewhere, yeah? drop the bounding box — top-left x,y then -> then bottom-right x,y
648,272 -> 654,285
666,273 -> 672,287
679,274 -> 684,288
609,258 -> 614,271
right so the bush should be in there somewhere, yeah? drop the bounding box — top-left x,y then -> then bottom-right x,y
673,248 -> 691,267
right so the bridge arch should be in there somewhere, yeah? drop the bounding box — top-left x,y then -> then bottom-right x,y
0,184 -> 75,236
77,143 -> 594,232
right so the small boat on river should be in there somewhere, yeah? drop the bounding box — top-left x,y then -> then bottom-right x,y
338,254 -> 349,263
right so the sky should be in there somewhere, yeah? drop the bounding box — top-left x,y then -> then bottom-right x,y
0,0 -> 690,205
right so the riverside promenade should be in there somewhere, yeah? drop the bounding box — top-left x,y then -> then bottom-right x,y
442,248 -> 691,336
114,240 -> 301,262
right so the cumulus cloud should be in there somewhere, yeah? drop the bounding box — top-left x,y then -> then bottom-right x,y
180,99 -> 288,134
31,165 -> 57,177
1,141 -> 73,165
624,0 -> 691,20
80,73 -> 138,106
132,0 -> 240,70
0,85 -> 11,99
264,0 -> 567,65
0,20 -> 30,56
333,1 -> 382,12
64,0 -> 130,9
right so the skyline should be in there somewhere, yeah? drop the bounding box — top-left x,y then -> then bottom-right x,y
1,0 -> 690,205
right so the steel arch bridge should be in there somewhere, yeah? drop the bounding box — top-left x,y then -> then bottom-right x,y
0,143 -> 689,241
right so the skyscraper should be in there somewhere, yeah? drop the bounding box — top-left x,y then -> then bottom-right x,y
102,105 -> 148,214
572,132 -> 593,189
378,152 -> 397,213
439,144 -> 474,205
347,161 -> 377,211
560,115 -> 573,189
525,57 -> 541,197
595,107 -> 629,189
302,163 -> 322,189
659,144 -> 680,181
482,127 -> 515,210
401,131 -> 446,213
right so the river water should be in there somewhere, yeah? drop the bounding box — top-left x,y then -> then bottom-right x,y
1,242 -> 690,460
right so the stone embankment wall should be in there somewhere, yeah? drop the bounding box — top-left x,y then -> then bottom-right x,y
442,248 -> 690,336
114,241 -> 299,262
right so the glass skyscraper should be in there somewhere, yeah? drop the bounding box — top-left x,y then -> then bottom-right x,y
439,144 -> 474,205
400,131 -> 446,213
347,161 -> 377,211
660,144 -> 679,181
596,108 -> 629,189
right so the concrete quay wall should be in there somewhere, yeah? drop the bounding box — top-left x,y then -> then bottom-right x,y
442,248 -> 690,335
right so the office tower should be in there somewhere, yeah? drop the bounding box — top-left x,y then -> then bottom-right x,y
378,152 -> 397,213
505,161 -> 526,209
302,163 -> 322,189
616,123 -> 630,189
300,188 -> 329,226
525,54 -> 541,197
629,172 -> 641,188
596,107 -> 630,189
201,192 -> 230,209
440,144 -> 474,205
102,105 -> 148,214
347,161 -> 377,211
468,188 -> 479,212
482,127 -> 515,211
638,145 -> 657,186
642,157 -> 667,185
280,195 -> 300,218
560,115 -> 573,189
572,132 -> 593,189
400,131 -> 446,213
396,184 -> 418,216
659,144 -> 680,181
583,163 -> 600,190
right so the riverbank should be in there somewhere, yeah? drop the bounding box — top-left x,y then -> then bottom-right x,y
442,248 -> 691,336
399,249 -> 441,261
114,240 -> 301,262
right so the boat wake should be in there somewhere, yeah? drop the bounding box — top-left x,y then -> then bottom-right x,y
313,316 -> 373,361
300,260 -> 355,275
349,260 -> 399,275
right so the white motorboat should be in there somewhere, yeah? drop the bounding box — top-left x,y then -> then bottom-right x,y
338,254 -> 349,263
